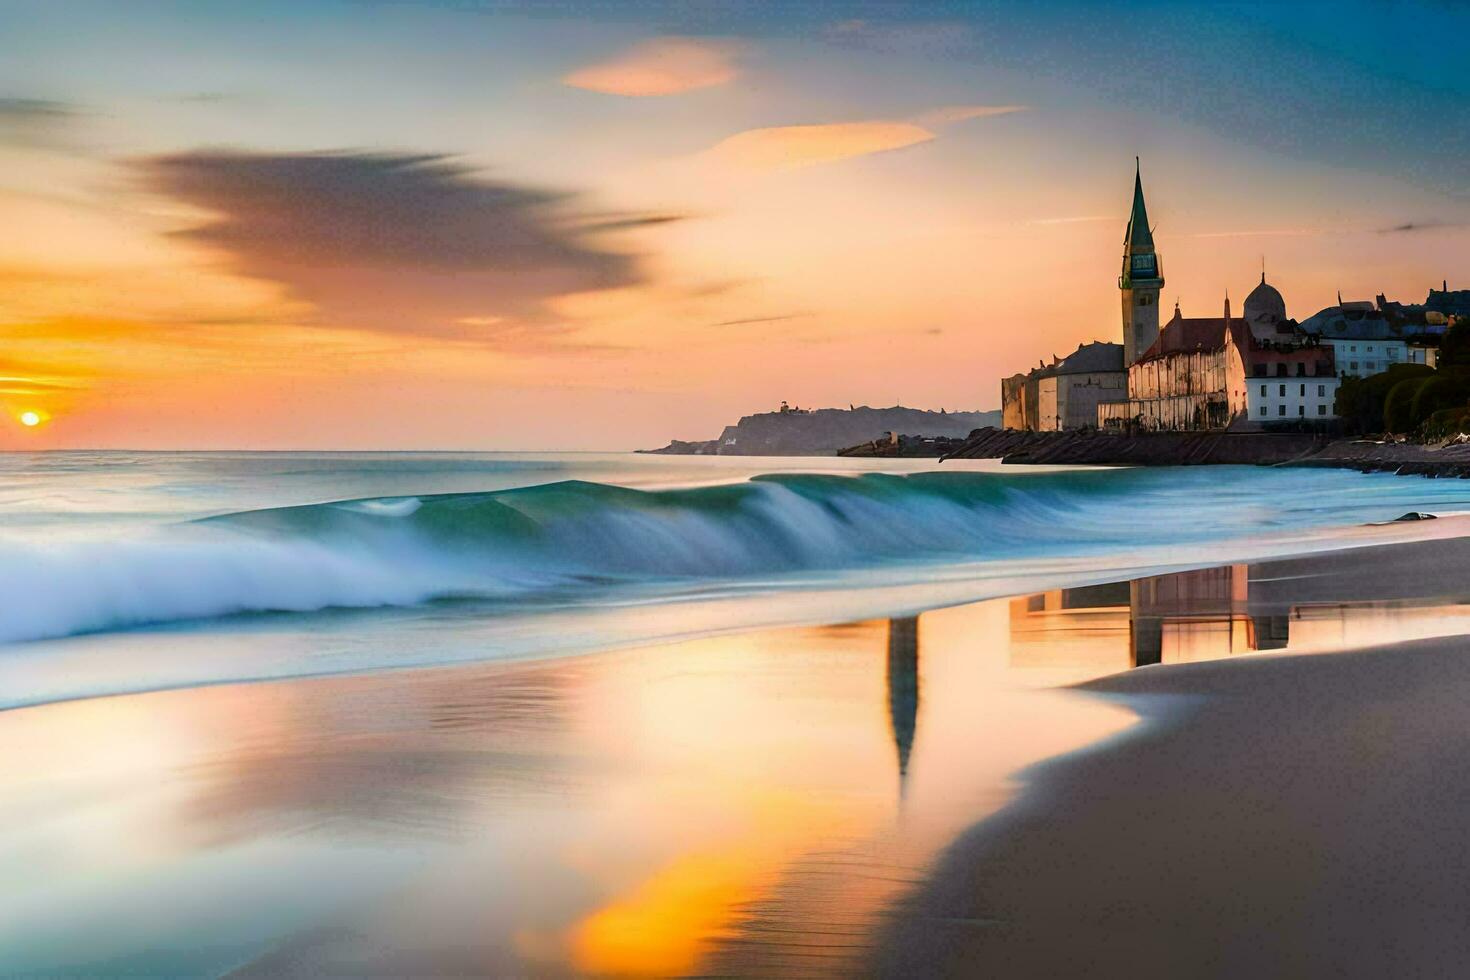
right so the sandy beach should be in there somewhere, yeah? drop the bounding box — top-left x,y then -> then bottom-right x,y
6,517 -> 1470,974
874,532 -> 1470,979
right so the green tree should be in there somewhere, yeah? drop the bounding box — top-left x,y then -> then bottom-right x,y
1335,363 -> 1434,433
1409,372 -> 1470,428
1437,320 -> 1470,367
1383,376 -> 1430,433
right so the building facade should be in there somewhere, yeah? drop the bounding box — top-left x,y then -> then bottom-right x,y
1007,162 -> 1355,432
1096,185 -> 1339,431
1038,355 -> 1127,430
1002,342 -> 1125,432
1231,276 -> 1339,423
1299,293 -> 1446,378
1100,308 -> 1233,431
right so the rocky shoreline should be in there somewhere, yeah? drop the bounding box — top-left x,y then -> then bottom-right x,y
933,426 -> 1470,477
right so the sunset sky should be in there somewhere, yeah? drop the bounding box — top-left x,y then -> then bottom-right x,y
3,0 -> 1469,449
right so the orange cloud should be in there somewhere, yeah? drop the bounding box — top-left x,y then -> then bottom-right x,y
702,122 -> 935,172
563,37 -> 739,97
696,106 -> 1023,173
913,104 -> 1027,127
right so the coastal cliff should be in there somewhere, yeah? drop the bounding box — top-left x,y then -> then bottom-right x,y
642,406 -> 1001,456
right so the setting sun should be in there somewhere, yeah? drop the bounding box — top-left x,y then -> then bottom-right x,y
20,411 -> 42,427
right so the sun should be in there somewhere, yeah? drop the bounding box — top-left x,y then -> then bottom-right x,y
19,411 -> 41,427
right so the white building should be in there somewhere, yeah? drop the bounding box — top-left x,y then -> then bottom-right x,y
1299,298 -> 1437,378
1245,376 -> 1339,422
1237,277 -> 1340,423
1319,336 -> 1408,377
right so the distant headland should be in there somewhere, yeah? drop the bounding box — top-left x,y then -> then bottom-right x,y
641,402 -> 1001,456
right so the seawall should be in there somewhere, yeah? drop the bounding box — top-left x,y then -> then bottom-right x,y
942,428 -> 1328,466
940,427 -> 1470,477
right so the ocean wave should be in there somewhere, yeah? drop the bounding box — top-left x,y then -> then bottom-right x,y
0,467 -> 1455,645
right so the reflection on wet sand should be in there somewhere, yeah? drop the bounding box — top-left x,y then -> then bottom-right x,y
1013,552 -> 1470,673
887,616 -> 919,787
1011,567 -> 1288,669
9,552 -> 1470,976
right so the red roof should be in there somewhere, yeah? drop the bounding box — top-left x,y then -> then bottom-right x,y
1138,316 -> 1229,362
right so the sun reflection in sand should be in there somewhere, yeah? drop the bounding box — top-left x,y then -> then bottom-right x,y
35,548 -> 1467,975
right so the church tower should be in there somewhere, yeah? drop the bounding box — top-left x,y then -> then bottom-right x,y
1119,159 -> 1164,365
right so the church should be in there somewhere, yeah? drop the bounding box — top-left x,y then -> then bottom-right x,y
1003,163 -> 1340,431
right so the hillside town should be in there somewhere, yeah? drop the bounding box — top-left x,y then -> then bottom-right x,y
1002,162 -> 1467,433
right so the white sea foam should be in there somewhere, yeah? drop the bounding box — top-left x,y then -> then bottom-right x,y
3,466 -> 1470,646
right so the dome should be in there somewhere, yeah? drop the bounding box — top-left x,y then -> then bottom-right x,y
1244,274 -> 1287,325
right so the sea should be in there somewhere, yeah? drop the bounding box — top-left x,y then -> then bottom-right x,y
6,451 -> 1470,975
7,451 -> 1470,707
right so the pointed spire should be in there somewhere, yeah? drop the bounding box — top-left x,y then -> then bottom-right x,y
886,617 -> 919,794
1124,157 -> 1155,254
1224,289 -> 1231,320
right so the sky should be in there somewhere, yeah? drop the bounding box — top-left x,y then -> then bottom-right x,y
1,0 -> 1468,449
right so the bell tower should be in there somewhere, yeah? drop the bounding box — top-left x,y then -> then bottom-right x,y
1119,158 -> 1164,365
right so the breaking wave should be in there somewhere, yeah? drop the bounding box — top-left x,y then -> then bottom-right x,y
0,467 -> 1453,645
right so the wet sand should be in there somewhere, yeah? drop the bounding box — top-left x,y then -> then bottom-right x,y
9,528 -> 1470,975
874,533 -> 1470,979
0,600 -> 1135,977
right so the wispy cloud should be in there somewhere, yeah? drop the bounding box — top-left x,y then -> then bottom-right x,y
710,313 -> 807,327
1377,220 -> 1466,234
138,150 -> 678,339
0,98 -> 75,119
700,103 -> 1023,172
1027,215 -> 1112,226
702,121 -> 935,171
1189,228 -> 1323,239
912,104 -> 1026,127
172,92 -> 240,104
563,37 -> 739,97
0,97 -> 85,148
0,375 -> 81,397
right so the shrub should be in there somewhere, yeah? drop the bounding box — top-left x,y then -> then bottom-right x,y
1422,406 -> 1470,442
1383,376 -> 1432,434
1334,363 -> 1434,433
1409,372 -> 1470,428
1438,320 -> 1470,367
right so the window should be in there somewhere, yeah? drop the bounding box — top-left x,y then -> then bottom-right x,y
1278,405 -> 1286,416
1318,385 -> 1325,396
1298,405 -> 1305,417
1318,405 -> 1327,416
1296,363 -> 1306,377
1139,294 -> 1152,306
1259,406 -> 1267,416
1279,384 -> 1286,396
1276,363 -> 1287,377
1351,362 -> 1359,371
1350,345 -> 1357,352
1259,384 -> 1267,397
